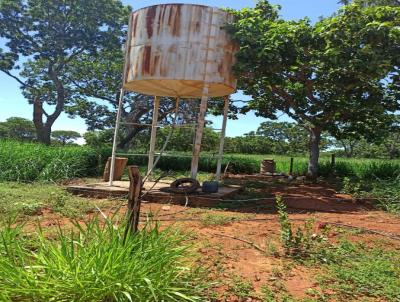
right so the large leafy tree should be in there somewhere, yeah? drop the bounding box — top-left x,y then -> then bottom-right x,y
0,0 -> 129,144
51,130 -> 81,145
229,1 -> 400,178
256,121 -> 311,154
0,117 -> 36,141
339,0 -> 399,6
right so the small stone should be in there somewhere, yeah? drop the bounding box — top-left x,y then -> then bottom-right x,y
161,205 -> 171,211
255,275 -> 261,281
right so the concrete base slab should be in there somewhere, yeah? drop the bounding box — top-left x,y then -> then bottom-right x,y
66,180 -> 243,207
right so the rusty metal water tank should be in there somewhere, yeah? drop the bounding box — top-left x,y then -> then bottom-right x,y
123,4 -> 238,98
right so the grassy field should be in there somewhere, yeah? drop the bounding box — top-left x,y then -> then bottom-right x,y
1,140 -> 399,182
0,140 -> 100,182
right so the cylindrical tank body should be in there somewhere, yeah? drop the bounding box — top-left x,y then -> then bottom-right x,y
123,4 -> 238,98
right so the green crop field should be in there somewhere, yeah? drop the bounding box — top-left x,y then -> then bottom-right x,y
1,140 -> 400,182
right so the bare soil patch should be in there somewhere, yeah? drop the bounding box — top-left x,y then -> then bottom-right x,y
20,178 -> 400,301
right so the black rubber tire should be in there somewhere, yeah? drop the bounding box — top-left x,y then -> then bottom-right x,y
169,178 -> 200,194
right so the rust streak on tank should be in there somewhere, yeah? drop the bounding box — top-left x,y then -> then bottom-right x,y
171,4 -> 182,37
161,5 -> 167,27
218,62 -> 223,75
146,6 -> 157,38
133,14 -> 138,37
154,54 -> 160,75
142,45 -> 152,75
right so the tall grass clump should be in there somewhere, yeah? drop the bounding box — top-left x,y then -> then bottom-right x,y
0,217 -> 205,301
0,140 -> 99,182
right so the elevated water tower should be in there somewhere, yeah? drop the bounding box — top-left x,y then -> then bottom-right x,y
110,3 -> 238,185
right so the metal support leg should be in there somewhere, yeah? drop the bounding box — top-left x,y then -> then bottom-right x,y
147,96 -> 160,175
216,96 -> 229,181
174,97 -> 180,124
109,88 -> 125,186
191,84 -> 209,179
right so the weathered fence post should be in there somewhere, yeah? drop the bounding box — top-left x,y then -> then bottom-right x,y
124,166 -> 142,241
331,154 -> 336,167
289,157 -> 294,175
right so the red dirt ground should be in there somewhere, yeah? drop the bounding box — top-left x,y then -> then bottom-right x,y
27,179 -> 400,301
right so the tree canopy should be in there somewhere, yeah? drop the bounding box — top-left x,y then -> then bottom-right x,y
51,130 -> 81,145
229,0 -> 400,178
0,117 -> 36,141
0,0 -> 129,144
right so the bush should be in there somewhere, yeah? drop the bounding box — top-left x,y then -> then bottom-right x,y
0,217 -> 205,301
0,140 -> 99,182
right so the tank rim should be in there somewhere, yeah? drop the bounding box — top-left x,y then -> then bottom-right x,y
131,3 -> 220,14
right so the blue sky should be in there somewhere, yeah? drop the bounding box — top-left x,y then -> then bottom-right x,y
0,0 -> 341,137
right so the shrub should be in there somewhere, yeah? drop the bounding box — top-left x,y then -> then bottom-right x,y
0,217 -> 205,301
276,196 -> 331,262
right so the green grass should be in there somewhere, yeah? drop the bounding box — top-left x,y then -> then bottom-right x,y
124,152 -> 400,179
0,217 -> 206,301
199,213 -> 251,226
0,140 -> 100,182
275,199 -> 400,301
2,140 -> 399,182
341,176 -> 400,215
320,242 -> 400,301
228,275 -> 253,299
226,153 -> 400,179
0,182 -> 118,218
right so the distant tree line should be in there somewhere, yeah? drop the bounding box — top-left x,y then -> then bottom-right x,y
2,116 -> 399,158
0,117 -> 81,145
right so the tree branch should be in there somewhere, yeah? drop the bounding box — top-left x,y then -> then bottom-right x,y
0,70 -> 36,90
67,76 -> 117,104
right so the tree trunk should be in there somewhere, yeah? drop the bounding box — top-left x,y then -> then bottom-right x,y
307,127 -> 321,181
32,65 -> 65,145
117,127 -> 143,150
33,98 -> 51,145
36,126 -> 52,145
33,97 -> 63,145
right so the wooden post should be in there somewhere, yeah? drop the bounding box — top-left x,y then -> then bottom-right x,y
289,157 -> 294,175
191,84 -> 209,179
331,154 -> 336,167
147,96 -> 160,175
124,166 -> 142,241
216,96 -> 229,181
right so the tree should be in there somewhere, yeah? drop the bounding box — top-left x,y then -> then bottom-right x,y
256,121 -> 311,154
0,0 -> 129,144
382,116 -> 400,159
84,129 -> 114,148
155,127 -> 220,152
51,130 -> 81,145
0,117 -> 36,141
229,1 -> 400,178
339,0 -> 399,6
225,135 -> 274,154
